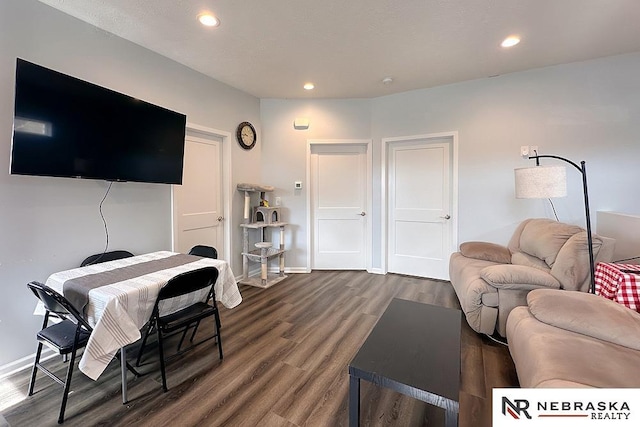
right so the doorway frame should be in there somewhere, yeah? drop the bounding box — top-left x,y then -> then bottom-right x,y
380,131 -> 459,276
306,139 -> 373,273
172,122 -> 232,261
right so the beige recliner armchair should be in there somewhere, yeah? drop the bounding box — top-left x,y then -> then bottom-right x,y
449,218 -> 615,337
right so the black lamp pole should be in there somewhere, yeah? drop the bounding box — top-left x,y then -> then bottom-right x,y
529,154 -> 596,294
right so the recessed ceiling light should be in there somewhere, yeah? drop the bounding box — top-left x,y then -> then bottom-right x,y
303,83 -> 315,90
382,77 -> 393,85
198,12 -> 220,27
501,36 -> 520,48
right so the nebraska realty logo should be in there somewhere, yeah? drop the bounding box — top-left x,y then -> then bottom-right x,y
493,389 -> 640,426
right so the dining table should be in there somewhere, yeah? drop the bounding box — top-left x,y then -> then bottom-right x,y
40,250 -> 242,403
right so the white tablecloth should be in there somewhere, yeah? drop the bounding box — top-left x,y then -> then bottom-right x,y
44,251 -> 242,380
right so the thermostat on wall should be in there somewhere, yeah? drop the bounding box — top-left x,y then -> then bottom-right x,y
294,181 -> 303,189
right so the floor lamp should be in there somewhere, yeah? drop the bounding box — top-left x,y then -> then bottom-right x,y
514,154 -> 596,294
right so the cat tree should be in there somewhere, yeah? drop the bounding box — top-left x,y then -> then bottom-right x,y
237,183 -> 288,288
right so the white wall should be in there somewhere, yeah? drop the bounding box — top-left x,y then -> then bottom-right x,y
261,53 -> 640,271
0,0 -> 260,369
260,99 -> 372,269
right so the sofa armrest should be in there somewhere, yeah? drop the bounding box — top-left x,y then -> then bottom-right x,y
480,264 -> 561,291
528,289 -> 640,351
459,241 -> 511,264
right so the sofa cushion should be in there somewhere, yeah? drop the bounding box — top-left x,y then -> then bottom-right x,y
480,265 -> 561,290
518,219 -> 584,267
511,251 -> 551,272
449,253 -> 500,335
527,289 -> 640,351
507,305 -> 640,388
481,292 -> 499,307
550,232 -> 603,291
459,241 -> 511,264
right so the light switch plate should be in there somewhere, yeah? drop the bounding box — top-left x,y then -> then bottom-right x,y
294,181 -> 302,189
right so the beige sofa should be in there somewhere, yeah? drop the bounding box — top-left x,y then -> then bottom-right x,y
507,289 -> 640,387
449,218 -> 615,337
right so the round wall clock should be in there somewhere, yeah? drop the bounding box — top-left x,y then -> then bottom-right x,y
236,121 -> 257,150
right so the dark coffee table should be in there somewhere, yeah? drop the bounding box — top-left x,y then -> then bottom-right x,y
348,298 -> 461,427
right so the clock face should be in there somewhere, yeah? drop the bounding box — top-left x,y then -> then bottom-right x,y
236,122 -> 257,150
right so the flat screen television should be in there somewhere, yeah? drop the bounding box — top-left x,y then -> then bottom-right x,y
10,58 -> 187,184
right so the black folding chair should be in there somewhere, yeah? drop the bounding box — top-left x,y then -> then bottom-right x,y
27,281 -> 93,424
188,245 -> 218,259
80,250 -> 134,267
135,267 -> 222,392
27,281 -> 139,423
187,245 -> 220,334
137,247 -> 220,364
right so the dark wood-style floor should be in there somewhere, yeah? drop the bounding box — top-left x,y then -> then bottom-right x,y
1,271 -> 518,426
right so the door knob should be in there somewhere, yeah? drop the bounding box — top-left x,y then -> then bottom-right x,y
440,214 -> 451,220
217,216 -> 224,222
359,212 -> 366,216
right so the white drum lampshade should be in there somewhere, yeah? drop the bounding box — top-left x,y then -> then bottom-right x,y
514,165 -> 567,199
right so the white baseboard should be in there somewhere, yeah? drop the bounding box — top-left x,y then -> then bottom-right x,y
0,349 -> 55,380
367,268 -> 385,275
283,267 -> 309,274
235,267 -> 309,284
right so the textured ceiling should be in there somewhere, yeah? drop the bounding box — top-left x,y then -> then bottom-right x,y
38,0 -> 640,99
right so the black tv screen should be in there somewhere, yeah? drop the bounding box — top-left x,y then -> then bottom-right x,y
10,58 -> 186,184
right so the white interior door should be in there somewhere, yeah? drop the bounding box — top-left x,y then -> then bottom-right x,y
387,139 -> 452,279
173,135 -> 224,257
311,144 -> 367,269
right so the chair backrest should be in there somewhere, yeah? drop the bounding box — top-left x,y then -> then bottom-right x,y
157,267 -> 219,302
80,250 -> 135,267
188,245 -> 218,259
27,281 -> 92,331
507,218 -> 585,267
507,218 -> 616,291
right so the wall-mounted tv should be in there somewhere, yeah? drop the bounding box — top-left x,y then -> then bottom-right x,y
10,58 -> 186,184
